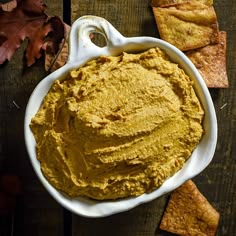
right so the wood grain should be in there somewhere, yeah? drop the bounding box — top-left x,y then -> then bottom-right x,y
73,196 -> 168,236
0,0 -> 235,235
71,0 -> 158,38
0,1 -> 64,236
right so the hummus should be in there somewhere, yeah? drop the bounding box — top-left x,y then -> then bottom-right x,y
30,47 -> 204,200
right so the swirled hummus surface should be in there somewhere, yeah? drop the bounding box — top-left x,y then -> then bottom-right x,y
30,47 -> 204,200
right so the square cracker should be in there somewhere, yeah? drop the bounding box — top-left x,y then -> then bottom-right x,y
160,180 -> 220,236
152,2 -> 219,51
186,31 -> 228,88
151,0 -> 213,7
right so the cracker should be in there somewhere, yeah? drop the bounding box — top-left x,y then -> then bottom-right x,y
152,2 -> 219,51
160,180 -> 220,236
151,0 -> 213,7
186,31 -> 228,88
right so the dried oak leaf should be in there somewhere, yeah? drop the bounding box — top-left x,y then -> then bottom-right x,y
45,23 -> 70,72
45,28 -> 96,72
25,16 -> 65,66
0,0 -> 65,66
0,0 -> 17,12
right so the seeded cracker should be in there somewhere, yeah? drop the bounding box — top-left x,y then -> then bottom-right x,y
151,0 -> 213,7
185,31 -> 228,88
152,2 -> 219,51
160,180 -> 220,236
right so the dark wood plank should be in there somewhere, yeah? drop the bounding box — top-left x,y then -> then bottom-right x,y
71,0 -> 157,38
0,1 -> 64,236
70,0 -> 236,236
73,196 -> 168,236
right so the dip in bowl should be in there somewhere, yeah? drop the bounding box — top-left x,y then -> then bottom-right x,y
24,15 -> 217,217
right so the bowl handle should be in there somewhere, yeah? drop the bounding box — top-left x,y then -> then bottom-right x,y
68,15 -> 126,64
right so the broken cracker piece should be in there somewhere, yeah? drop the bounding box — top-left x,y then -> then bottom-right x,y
186,31 -> 228,88
151,0 -> 213,8
152,2 -> 219,51
160,180 -> 220,236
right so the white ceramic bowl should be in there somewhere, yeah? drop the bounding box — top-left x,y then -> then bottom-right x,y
24,15 -> 217,218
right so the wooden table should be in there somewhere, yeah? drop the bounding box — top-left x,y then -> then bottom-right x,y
0,0 -> 235,235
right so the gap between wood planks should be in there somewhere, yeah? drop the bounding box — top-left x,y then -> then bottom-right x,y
63,0 -> 71,25
62,1 -> 72,236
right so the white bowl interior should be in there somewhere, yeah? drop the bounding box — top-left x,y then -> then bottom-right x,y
24,16 -> 217,217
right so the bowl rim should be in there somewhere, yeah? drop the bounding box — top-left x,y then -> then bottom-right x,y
24,15 -> 217,218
